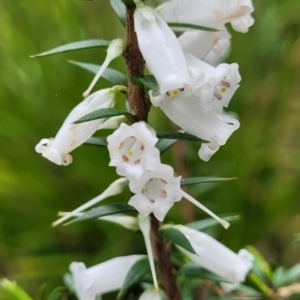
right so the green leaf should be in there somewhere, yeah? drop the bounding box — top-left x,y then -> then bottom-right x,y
1,279 -> 33,300
273,263 -> 300,289
156,138 -> 178,154
47,287 -> 67,300
73,108 -> 134,124
69,60 -> 128,86
168,23 -> 219,32
178,264 -> 231,283
110,0 -> 126,26
157,132 -> 207,143
31,39 -> 111,57
119,258 -> 151,294
181,177 -> 236,186
131,75 -> 159,92
186,215 -> 240,231
235,284 -> 263,297
69,203 -> 135,224
84,137 -> 108,147
158,227 -> 197,255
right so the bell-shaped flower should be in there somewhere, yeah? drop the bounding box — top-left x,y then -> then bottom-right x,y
173,225 -> 254,292
157,0 -> 254,33
35,87 -> 126,166
178,25 -> 231,62
134,1 -> 201,93
185,53 -> 241,114
149,89 -> 240,161
83,39 -> 125,97
107,122 -> 161,179
70,255 -> 145,300
129,165 -> 229,228
129,164 -> 182,221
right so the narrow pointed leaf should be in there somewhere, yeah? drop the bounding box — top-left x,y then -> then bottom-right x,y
178,264 -> 231,283
157,132 -> 208,143
84,137 -> 108,147
69,60 -> 127,86
187,215 -> 240,231
110,0 -> 126,26
69,203 -> 135,224
168,23 -> 219,32
181,177 -> 236,186
131,75 -> 159,92
119,258 -> 151,294
73,108 -> 134,124
156,138 -> 178,154
1,279 -> 33,300
158,227 -> 197,255
31,39 -> 110,57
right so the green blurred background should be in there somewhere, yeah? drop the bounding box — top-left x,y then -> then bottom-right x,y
0,0 -> 300,298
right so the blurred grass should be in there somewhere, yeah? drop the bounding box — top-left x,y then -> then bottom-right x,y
0,0 -> 300,298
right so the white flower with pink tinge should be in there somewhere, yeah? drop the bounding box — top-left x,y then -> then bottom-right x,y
107,122 -> 161,179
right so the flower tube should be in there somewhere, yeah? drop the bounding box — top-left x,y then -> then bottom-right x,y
150,89 -> 240,161
134,1 -> 199,93
157,0 -> 254,33
35,86 -> 126,166
70,255 -> 145,300
178,26 -> 231,61
173,225 -> 253,292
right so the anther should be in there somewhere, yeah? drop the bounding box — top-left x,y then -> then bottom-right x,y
179,87 -> 184,91
221,80 -> 230,88
214,91 -> 223,100
160,190 -> 167,198
160,178 -> 167,184
122,155 -> 129,162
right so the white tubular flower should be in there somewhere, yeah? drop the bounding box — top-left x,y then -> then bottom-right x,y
173,225 -> 254,292
185,53 -> 241,114
178,26 -> 231,61
157,0 -> 254,33
129,165 -> 228,227
83,39 -> 125,97
70,255 -> 145,300
134,1 -> 199,93
149,90 -> 240,161
129,164 -> 182,221
107,122 -> 161,179
35,87 -> 122,166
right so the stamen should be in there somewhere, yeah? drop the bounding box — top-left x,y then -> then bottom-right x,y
160,190 -> 167,198
166,91 -> 170,96
134,159 -> 140,164
122,155 -> 129,162
214,91 -> 222,100
119,141 -> 124,149
179,87 -> 184,91
221,80 -> 230,88
160,178 -> 167,184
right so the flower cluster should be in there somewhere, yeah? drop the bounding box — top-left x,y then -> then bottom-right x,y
134,0 -> 253,161
34,0 -> 256,298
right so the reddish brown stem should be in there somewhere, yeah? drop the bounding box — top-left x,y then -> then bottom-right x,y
151,215 -> 182,300
124,5 -> 182,299
124,6 -> 148,122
